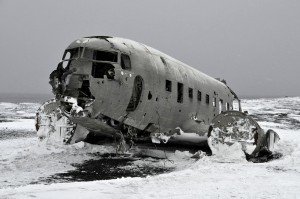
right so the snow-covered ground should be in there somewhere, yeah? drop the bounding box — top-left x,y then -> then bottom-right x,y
0,97 -> 300,198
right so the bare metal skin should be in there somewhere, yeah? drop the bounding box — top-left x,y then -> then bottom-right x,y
38,36 -> 279,159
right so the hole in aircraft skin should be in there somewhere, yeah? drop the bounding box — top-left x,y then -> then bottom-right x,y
148,92 -> 152,100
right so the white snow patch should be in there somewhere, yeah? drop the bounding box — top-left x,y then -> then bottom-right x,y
0,119 -> 35,131
2,127 -> 299,199
0,97 -> 300,198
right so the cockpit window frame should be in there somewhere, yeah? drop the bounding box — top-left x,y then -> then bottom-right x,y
121,53 -> 131,70
82,48 -> 118,63
62,47 -> 82,61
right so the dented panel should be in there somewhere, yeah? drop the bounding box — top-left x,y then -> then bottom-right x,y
38,36 -> 278,159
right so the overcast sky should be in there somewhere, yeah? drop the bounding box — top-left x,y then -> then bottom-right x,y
0,0 -> 299,97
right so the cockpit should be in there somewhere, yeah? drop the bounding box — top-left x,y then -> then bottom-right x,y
50,45 -> 132,105
60,47 -> 131,79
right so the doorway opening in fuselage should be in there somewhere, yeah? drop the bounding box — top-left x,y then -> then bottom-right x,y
126,75 -> 144,112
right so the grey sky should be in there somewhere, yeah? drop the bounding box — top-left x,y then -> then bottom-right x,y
0,0 -> 299,97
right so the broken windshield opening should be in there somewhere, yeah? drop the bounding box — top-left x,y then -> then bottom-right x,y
62,47 -> 82,60
83,48 -> 118,62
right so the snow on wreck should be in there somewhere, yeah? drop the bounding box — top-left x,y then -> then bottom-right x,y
36,36 -> 280,161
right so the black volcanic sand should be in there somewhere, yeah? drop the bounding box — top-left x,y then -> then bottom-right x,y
40,153 -> 174,184
0,129 -> 36,140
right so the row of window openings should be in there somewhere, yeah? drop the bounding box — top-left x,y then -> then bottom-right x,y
166,80 -> 230,110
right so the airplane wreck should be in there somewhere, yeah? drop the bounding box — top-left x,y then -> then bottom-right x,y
36,36 -> 279,161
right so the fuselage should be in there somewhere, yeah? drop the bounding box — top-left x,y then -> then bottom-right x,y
59,36 -> 235,142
